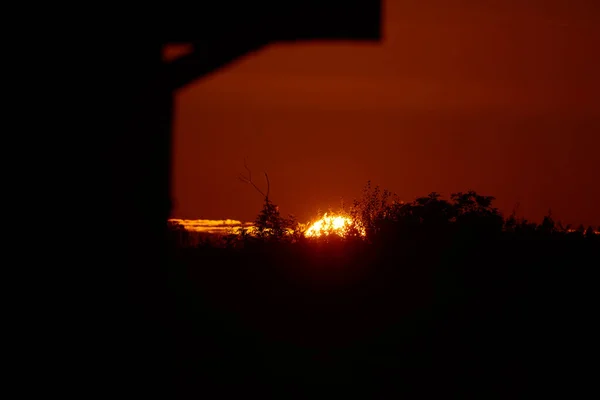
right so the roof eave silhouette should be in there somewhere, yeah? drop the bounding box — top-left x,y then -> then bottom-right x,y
117,0 -> 382,313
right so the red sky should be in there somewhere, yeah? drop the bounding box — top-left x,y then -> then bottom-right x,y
171,0 -> 599,227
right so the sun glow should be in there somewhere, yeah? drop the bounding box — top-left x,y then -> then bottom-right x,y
304,213 -> 366,238
169,213 -> 368,239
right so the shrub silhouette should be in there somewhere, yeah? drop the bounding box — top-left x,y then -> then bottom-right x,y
165,182 -> 599,397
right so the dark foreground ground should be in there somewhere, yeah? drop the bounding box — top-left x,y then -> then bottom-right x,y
124,230 -> 598,398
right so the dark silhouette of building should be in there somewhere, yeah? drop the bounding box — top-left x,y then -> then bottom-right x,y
107,2 -> 381,396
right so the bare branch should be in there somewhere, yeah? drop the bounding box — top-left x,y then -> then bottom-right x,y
264,172 -> 270,199
243,158 -> 252,182
250,181 -> 266,198
238,160 -> 267,198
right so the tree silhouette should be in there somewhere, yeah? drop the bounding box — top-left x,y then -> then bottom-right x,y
450,191 -> 503,236
350,180 -> 393,236
238,160 -> 295,241
539,210 -> 556,234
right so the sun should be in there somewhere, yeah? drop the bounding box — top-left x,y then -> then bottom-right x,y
304,213 -> 366,238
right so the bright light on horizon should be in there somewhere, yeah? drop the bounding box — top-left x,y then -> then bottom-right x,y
170,217 -> 598,237
169,218 -> 252,233
304,213 -> 365,238
169,213 -> 367,238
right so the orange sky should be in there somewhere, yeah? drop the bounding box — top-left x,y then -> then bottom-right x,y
171,0 -> 599,227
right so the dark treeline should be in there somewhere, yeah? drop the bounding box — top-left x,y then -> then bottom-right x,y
164,183 -> 599,398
